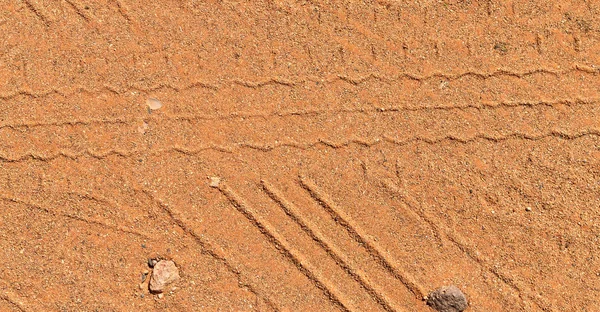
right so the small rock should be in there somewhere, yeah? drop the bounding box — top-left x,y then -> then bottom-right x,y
149,260 -> 180,293
137,122 -> 149,134
157,293 -> 164,299
427,285 -> 468,312
525,207 -> 532,212
147,98 -> 163,110
209,177 -> 221,188
494,42 -> 508,54
148,258 -> 158,268
439,80 -> 449,90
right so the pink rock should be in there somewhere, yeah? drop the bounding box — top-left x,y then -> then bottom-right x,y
149,260 -> 180,293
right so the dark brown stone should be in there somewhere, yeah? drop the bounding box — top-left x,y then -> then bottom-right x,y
427,285 -> 468,312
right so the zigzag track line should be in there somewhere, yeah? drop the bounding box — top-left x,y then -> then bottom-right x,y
380,180 -> 555,312
2,97 -> 598,131
1,130 -> 599,163
261,180 -> 405,312
138,189 -> 280,312
0,145 -> 235,163
298,175 -> 427,300
380,129 -> 600,146
216,182 -> 358,312
0,196 -> 151,239
0,65 -> 597,99
0,82 -> 217,100
223,129 -> 600,151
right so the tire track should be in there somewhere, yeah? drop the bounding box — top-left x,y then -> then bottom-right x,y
262,180 -> 405,312
21,0 -> 50,27
0,66 -> 597,99
376,179 -> 446,247
64,0 -> 92,23
111,0 -> 133,24
216,181 -> 358,312
138,189 -> 280,312
1,97 -> 598,131
0,146 -> 234,163
0,289 -> 29,312
298,175 -> 427,300
379,179 -> 555,311
0,196 -> 151,239
1,129 -> 598,163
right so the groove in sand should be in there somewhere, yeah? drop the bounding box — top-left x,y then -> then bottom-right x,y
262,180 -> 406,312
217,182 -> 360,312
298,175 -> 427,300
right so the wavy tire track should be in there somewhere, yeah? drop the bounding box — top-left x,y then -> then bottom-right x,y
1,129 -> 598,163
0,66 -> 598,100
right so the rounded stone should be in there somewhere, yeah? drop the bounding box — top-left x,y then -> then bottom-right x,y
426,285 -> 468,312
147,98 -> 163,110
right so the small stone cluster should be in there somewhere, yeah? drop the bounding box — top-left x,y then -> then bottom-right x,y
139,257 -> 180,299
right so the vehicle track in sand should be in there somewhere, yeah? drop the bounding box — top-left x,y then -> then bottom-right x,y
1,0 -> 600,311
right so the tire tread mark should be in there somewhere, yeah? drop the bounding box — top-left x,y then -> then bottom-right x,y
64,0 -> 90,22
217,182 -> 357,312
139,189 -> 280,312
0,145 -> 234,163
380,179 -> 446,247
22,0 -> 50,26
112,0 -> 133,24
1,97 -> 598,130
298,175 -> 427,299
380,180 -> 554,312
0,66 -> 598,99
262,180 -> 405,312
1,130 -> 599,163
0,196 -> 151,239
0,290 -> 27,312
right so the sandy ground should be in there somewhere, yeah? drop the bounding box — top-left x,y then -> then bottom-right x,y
1,1 -> 600,311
